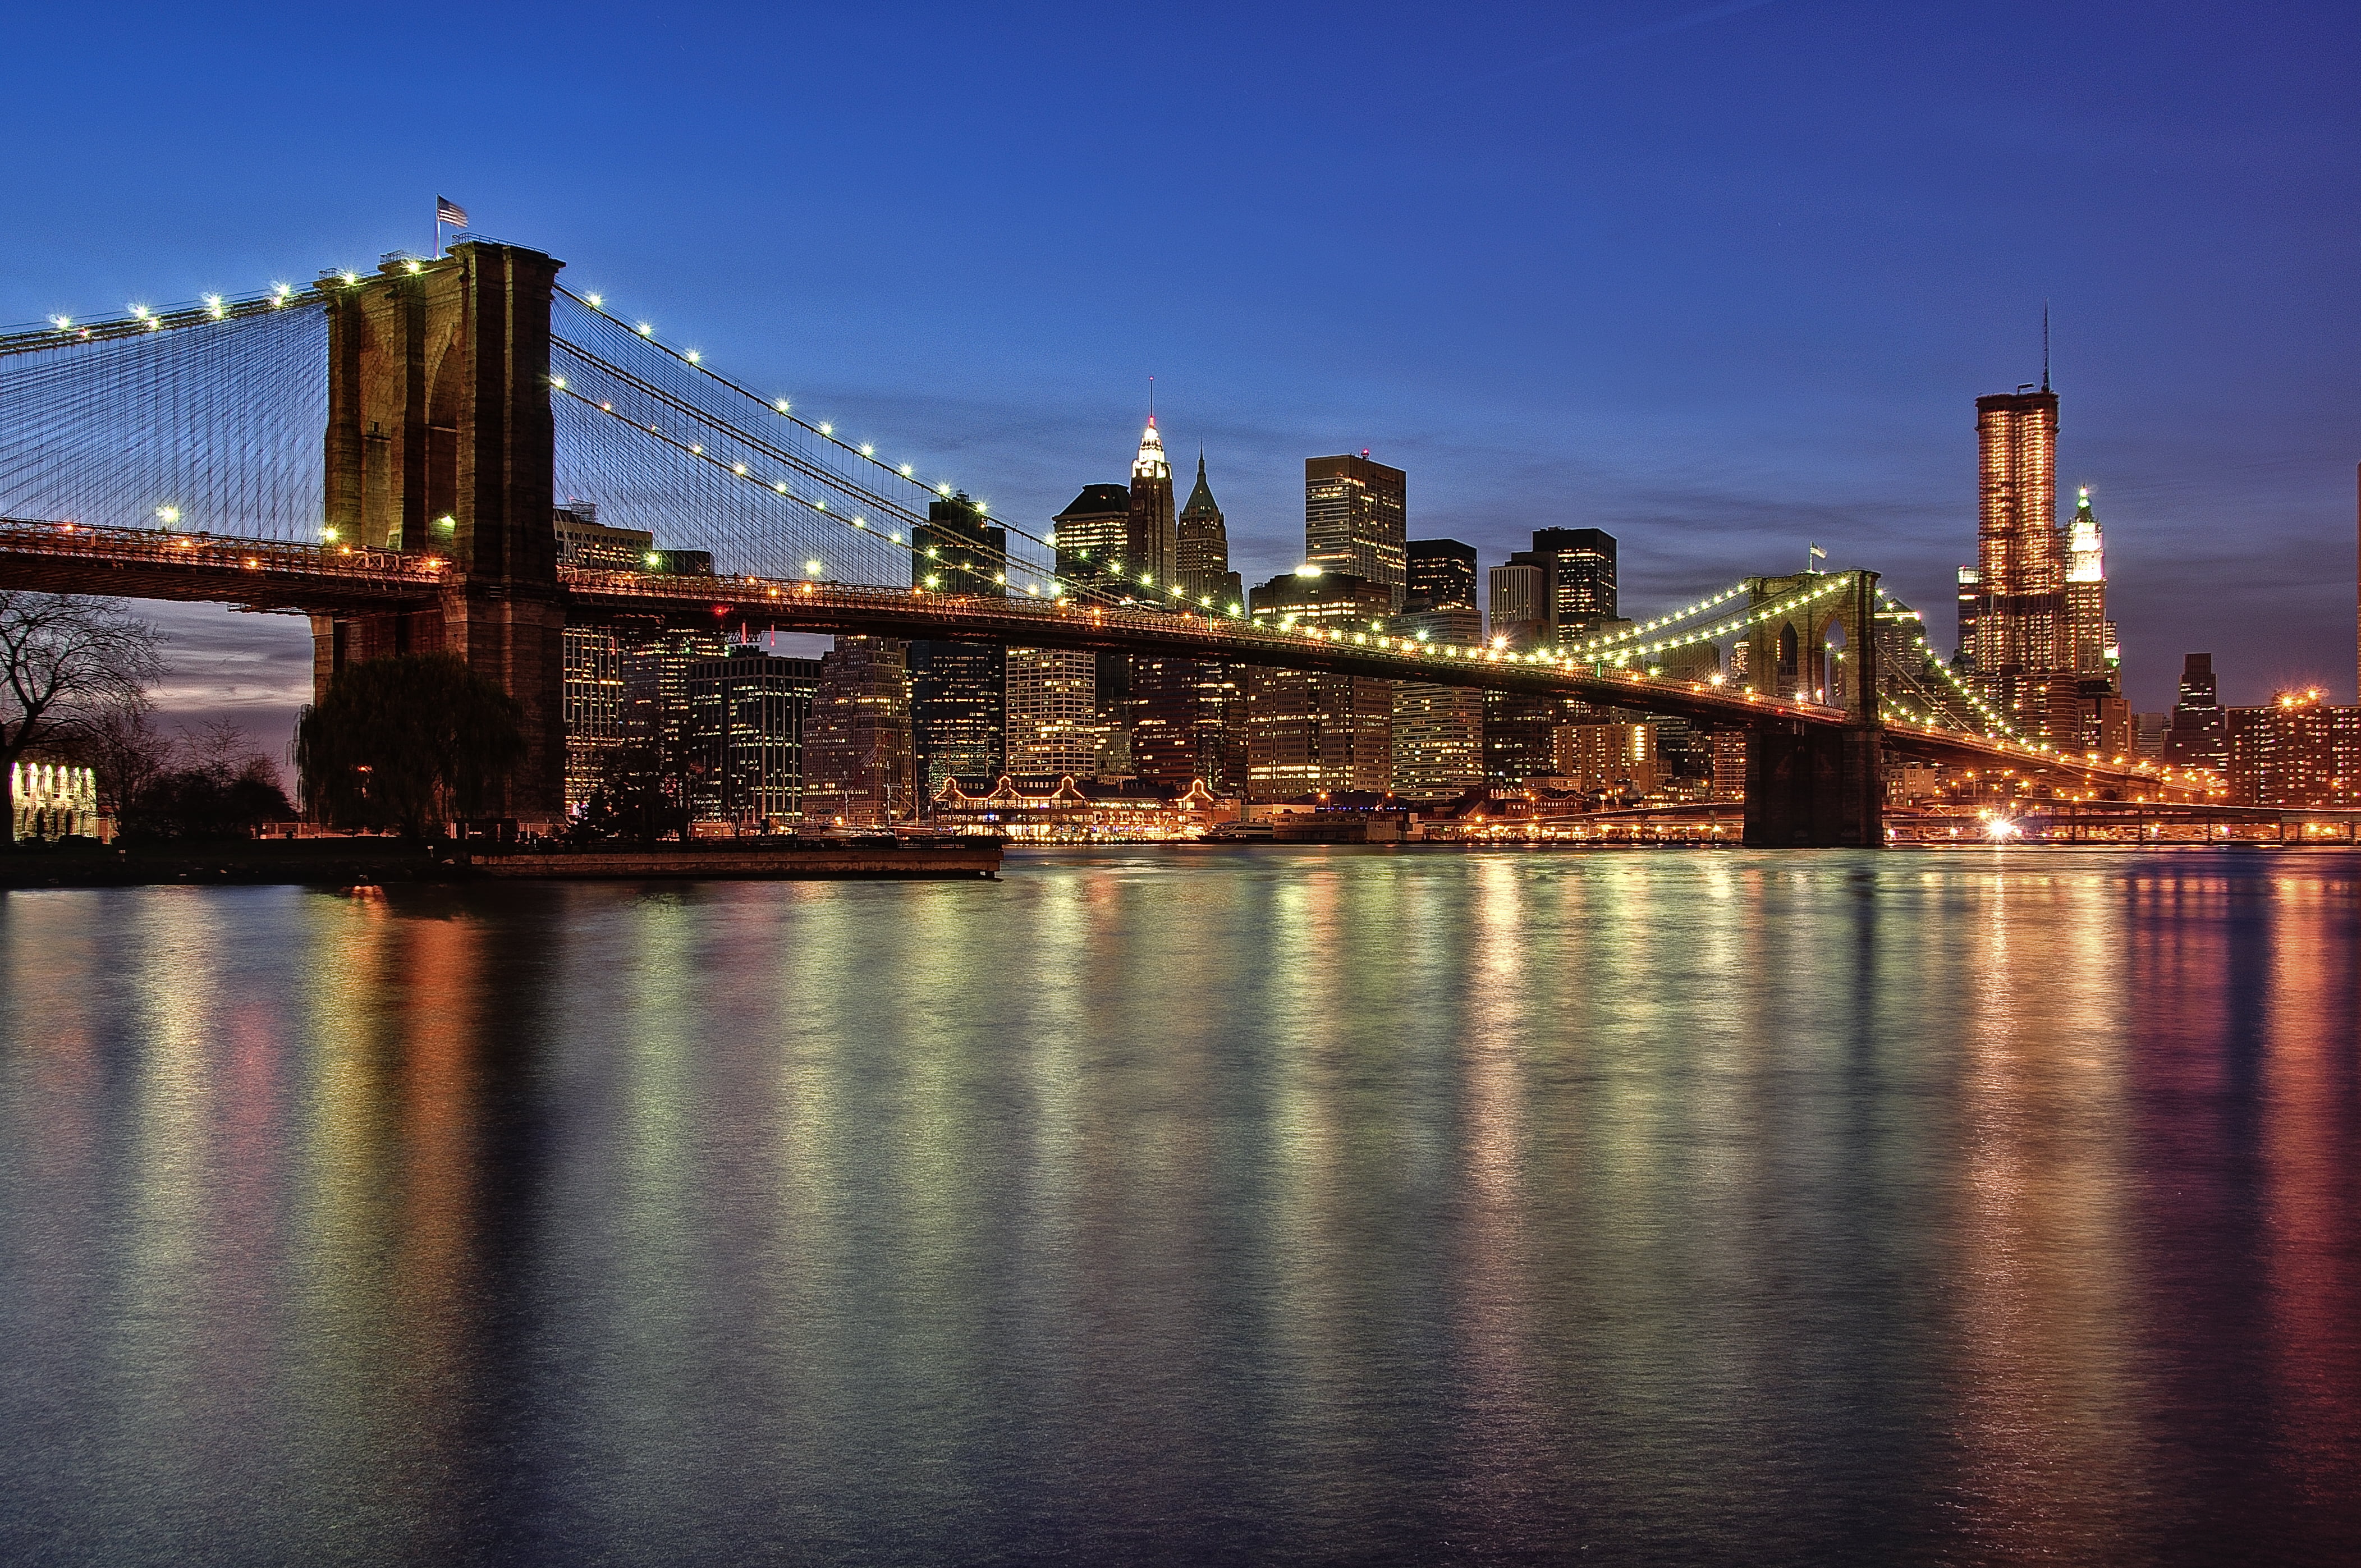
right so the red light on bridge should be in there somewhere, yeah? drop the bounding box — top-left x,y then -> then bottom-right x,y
713,604 -> 730,616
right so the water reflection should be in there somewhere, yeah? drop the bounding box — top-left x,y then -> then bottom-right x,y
1,850 -> 2357,1565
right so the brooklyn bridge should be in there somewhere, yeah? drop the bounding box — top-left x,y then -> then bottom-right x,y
0,240 -> 2208,845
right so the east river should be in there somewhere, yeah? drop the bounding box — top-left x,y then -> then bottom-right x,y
3,847 -> 2357,1565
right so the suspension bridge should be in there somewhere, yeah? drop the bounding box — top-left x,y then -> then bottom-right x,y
0,240 -> 2207,845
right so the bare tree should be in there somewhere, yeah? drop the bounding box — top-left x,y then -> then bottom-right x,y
1,592 -> 166,849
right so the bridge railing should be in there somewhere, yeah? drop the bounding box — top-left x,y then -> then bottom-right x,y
0,517 -> 448,588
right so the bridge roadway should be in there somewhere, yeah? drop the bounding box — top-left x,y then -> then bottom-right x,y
0,516 -> 2198,801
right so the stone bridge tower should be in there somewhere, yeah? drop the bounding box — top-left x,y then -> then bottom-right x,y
313,241 -> 566,823
1740,569 -> 1883,847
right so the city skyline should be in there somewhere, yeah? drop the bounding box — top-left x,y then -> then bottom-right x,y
3,2 -> 2355,740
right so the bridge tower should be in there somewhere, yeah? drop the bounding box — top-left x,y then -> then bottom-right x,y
1740,570 -> 1884,847
314,242 -> 566,823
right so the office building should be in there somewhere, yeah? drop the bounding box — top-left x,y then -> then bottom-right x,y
1305,453 -> 1408,608
1553,722 -> 1661,798
1052,483 -> 1134,597
1530,528 -> 1617,635
1133,655 -> 1247,791
1139,453 -> 1249,790
1245,567 -> 1396,796
1004,647 -> 1102,778
622,627 -> 731,757
1956,384 -> 2101,743
2163,653 -> 2227,774
1405,538 -> 1480,620
2225,690 -> 2361,806
1488,560 -> 1551,649
1393,542 -> 1486,801
1053,480 -> 1144,754
1130,418 -> 1178,593
552,505 -> 652,809
1176,453 -> 1244,609
909,493 -> 1006,795
687,646 -> 821,826
805,635 -> 915,824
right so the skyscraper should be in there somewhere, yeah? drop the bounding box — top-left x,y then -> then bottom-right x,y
1305,453 -> 1407,608
687,645 -> 821,827
1129,418 -> 1178,594
1052,483 -> 1134,596
1530,527 -> 1617,635
805,635 -> 915,824
1003,646 -> 1101,778
1245,568 -> 1396,796
1488,560 -> 1551,649
1405,538 -> 1479,620
909,493 -> 1006,795
552,505 -> 652,810
2163,653 -> 2227,774
1138,454 -> 1248,790
1176,453 -> 1244,609
1959,386 -> 2079,739
1394,538 -> 1485,801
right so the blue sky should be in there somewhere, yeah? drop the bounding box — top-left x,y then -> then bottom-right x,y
3,0 -> 2355,742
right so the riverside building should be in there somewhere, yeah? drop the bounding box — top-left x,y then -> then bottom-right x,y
687,646 -> 822,827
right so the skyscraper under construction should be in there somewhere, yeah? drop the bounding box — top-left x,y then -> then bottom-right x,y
1954,382 -> 2121,748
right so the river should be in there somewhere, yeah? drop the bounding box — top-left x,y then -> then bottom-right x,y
3,846 -> 2356,1564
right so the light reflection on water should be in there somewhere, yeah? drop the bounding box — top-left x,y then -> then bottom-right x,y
2,848 -> 2357,1565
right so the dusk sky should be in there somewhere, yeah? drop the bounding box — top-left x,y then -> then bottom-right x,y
4,0 -> 2355,745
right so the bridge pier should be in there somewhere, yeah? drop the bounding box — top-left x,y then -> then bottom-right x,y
315,242 -> 567,825
1742,724 -> 1884,846
1738,568 -> 1886,848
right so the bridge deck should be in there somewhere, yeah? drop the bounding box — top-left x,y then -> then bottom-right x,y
0,520 -> 2202,801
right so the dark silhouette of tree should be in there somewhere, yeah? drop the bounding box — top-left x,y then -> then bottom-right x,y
81,718 -> 296,840
1,592 -> 165,851
577,741 -> 693,843
295,653 -> 524,837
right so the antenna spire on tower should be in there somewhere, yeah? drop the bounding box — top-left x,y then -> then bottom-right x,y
2042,301 -> 2051,393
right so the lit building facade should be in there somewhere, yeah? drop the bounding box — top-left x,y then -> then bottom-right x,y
552,505 -> 653,809
1532,527 -> 1617,635
1245,567 -> 1396,796
1553,722 -> 1661,797
1956,387 -> 2110,744
1489,560 -> 1551,649
11,761 -> 103,842
1392,553 -> 1485,800
1406,538 -> 1479,622
928,774 -> 1227,840
1305,453 -> 1407,608
1129,419 -> 1179,593
1052,483 -> 1134,597
687,647 -> 821,826
1004,647 -> 1101,778
622,628 -> 731,759
1138,454 -> 1248,790
2225,689 -> 2361,806
909,492 -> 1006,795
805,635 -> 915,824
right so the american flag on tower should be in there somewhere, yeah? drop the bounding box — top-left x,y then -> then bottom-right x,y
435,196 -> 469,228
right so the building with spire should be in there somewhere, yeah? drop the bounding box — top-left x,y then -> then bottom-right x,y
1176,453 -> 1244,609
1957,380 -> 2090,743
1136,452 -> 1248,792
1128,416 -> 1178,596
